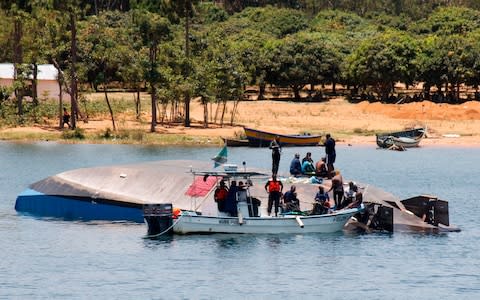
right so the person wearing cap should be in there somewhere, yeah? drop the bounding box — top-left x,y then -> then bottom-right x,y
289,153 -> 302,176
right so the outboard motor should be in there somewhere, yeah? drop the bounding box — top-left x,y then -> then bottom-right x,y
353,203 -> 394,232
143,203 -> 173,236
401,195 -> 450,226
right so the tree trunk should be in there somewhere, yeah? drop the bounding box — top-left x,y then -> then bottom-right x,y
32,63 -> 38,105
214,99 -> 221,124
184,0 -> 191,127
69,12 -> 78,129
13,18 -> 23,117
292,85 -> 301,101
202,97 -> 208,128
258,83 -> 266,100
58,79 -> 63,128
149,45 -> 157,132
230,99 -> 239,126
220,100 -> 227,127
103,81 -> 116,131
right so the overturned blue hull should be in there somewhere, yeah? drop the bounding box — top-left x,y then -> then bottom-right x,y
14,160 -> 212,223
15,188 -> 144,222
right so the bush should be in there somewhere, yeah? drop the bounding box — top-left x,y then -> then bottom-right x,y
62,128 -> 85,140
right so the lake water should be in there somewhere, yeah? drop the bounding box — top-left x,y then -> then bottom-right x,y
1,141 -> 479,299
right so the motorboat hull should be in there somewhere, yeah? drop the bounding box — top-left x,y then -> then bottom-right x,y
172,208 -> 360,234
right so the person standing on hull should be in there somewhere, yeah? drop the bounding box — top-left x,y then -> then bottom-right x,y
265,174 -> 283,217
324,133 -> 336,177
269,136 -> 281,176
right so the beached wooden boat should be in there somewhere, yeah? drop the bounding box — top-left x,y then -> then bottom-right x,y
376,127 -> 425,148
244,127 -> 321,147
221,137 -> 250,147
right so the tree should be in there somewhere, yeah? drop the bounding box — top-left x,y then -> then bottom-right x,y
136,11 -> 171,132
167,0 -> 200,127
345,30 -> 419,101
79,12 -> 133,131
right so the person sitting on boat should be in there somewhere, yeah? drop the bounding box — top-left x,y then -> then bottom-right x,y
302,152 -> 314,165
340,181 -> 358,209
328,170 -> 344,209
345,191 -> 363,209
214,180 -> 229,213
289,153 -> 302,176
224,181 -> 238,217
282,185 -> 300,212
311,185 -> 330,215
315,157 -> 328,178
301,159 -> 315,175
265,175 -> 283,217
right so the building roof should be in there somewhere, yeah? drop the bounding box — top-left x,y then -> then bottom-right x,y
0,63 -> 58,81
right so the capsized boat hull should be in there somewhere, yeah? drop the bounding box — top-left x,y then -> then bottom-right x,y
15,188 -> 144,222
172,208 -> 360,234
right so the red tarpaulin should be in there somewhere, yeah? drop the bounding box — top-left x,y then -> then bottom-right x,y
185,176 -> 218,197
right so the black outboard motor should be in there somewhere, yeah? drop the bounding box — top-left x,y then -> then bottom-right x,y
401,195 -> 450,226
143,203 -> 173,236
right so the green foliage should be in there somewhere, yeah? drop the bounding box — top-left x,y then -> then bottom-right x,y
62,127 -> 85,139
345,30 -> 419,99
99,128 -> 145,141
3,1 -> 480,131
234,6 -> 309,38
411,7 -> 480,35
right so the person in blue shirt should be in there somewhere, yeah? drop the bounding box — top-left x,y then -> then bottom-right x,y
282,185 -> 300,212
301,159 -> 315,174
311,186 -> 330,215
289,153 -> 302,176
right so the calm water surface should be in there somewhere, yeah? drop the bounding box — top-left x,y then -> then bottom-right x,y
1,141 -> 479,299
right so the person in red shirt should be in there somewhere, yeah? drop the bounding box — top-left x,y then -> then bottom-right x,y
214,180 -> 229,213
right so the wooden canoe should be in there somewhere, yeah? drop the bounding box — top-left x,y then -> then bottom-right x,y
244,127 -> 321,147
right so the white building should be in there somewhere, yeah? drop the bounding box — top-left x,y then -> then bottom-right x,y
0,63 -> 60,101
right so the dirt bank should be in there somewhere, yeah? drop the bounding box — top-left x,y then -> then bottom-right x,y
2,95 -> 479,146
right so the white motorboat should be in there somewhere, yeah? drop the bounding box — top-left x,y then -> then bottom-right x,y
170,207 -> 361,234
143,168 -> 363,236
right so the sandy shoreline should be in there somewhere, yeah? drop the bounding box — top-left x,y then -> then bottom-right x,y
1,95 -> 479,147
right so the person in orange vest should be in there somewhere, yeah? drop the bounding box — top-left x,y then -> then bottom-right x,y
264,174 -> 283,216
214,180 -> 229,213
